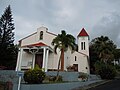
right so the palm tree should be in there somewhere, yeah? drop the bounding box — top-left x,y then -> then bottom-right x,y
91,36 -> 116,63
52,30 -> 76,71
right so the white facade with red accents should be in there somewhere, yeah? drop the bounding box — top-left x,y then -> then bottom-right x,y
16,26 -> 90,74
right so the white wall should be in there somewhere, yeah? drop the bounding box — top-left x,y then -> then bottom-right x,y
21,51 -> 33,69
20,26 -> 56,48
78,36 -> 89,56
21,33 -> 37,46
17,26 -> 90,74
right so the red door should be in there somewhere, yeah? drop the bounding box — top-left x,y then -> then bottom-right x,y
35,54 -> 43,68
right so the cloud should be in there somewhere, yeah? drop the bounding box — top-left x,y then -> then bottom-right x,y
1,0 -> 120,48
14,16 -> 42,43
92,12 -> 120,48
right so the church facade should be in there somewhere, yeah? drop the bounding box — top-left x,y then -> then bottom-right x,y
15,26 -> 90,74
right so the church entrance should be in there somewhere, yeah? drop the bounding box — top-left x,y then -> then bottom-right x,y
73,64 -> 78,71
35,54 -> 43,68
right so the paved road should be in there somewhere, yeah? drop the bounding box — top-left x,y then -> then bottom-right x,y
89,79 -> 120,90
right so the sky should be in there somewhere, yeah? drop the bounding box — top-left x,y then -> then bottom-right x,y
0,0 -> 120,48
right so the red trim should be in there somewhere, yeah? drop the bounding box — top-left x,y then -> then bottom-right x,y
78,28 -> 89,37
30,42 -> 47,47
22,42 -> 48,47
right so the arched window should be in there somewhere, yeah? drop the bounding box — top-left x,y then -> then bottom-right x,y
75,56 -> 77,61
40,31 -> 43,40
84,42 -> 85,50
81,42 -> 85,50
81,42 -> 83,50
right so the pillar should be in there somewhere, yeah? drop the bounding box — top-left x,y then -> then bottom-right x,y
42,48 -> 46,69
15,49 -> 20,71
18,48 -> 23,71
32,54 -> 35,69
45,49 -> 49,72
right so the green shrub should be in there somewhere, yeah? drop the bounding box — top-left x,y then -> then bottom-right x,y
78,73 -> 88,79
94,61 -> 116,79
24,65 -> 46,84
99,65 -> 116,79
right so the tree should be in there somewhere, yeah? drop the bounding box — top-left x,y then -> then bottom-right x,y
52,30 -> 76,71
114,49 -> 120,60
90,36 -> 116,63
0,5 -> 17,69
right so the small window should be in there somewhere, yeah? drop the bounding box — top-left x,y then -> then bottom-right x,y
40,31 -> 43,40
81,42 -> 85,50
81,42 -> 83,50
67,57 -> 68,59
84,42 -> 85,50
75,56 -> 77,61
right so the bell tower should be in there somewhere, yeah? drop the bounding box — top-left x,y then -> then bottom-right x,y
77,28 -> 89,56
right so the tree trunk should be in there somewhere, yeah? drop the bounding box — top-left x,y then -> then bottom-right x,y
61,48 -> 64,71
55,54 -> 61,81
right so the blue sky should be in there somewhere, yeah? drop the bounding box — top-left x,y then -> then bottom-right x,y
0,0 -> 120,48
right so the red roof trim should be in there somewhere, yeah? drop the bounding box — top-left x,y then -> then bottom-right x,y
78,28 -> 89,37
22,42 -> 48,47
30,42 -> 47,47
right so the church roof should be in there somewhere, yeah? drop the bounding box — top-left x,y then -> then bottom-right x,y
22,42 -> 48,47
29,42 -> 47,47
78,28 -> 89,37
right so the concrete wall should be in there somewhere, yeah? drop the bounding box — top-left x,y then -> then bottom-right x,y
0,70 -> 18,83
0,70 -> 19,90
46,71 -> 79,82
0,70 -> 101,90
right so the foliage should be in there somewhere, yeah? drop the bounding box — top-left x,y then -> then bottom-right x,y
52,30 -> 76,81
78,73 -> 88,79
114,65 -> 120,72
66,65 -> 76,71
90,36 -> 116,63
24,65 -> 46,84
90,36 -> 118,73
52,30 -> 77,71
78,73 -> 88,82
0,5 -> 17,69
114,49 -> 120,60
94,61 -> 116,79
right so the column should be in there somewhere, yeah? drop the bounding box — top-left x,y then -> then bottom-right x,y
42,48 -> 46,69
15,49 -> 20,71
32,54 -> 35,69
18,48 -> 23,71
45,49 -> 49,72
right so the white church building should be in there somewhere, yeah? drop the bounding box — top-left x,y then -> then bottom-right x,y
15,26 -> 90,74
